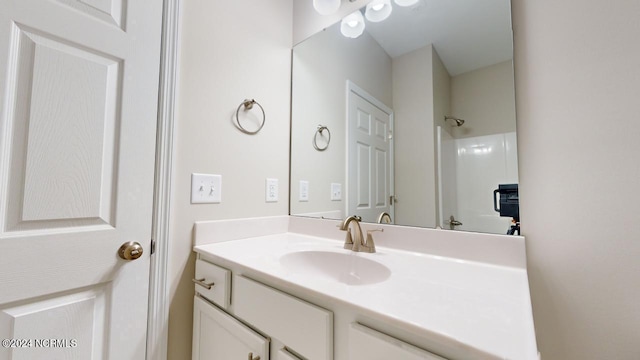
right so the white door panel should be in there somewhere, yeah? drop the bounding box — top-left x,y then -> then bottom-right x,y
347,84 -> 393,223
0,0 -> 162,358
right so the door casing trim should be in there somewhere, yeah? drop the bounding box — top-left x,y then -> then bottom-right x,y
147,0 -> 181,358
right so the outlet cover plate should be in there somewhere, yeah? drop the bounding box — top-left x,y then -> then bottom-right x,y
266,178 -> 279,202
331,183 -> 342,201
299,180 -> 309,202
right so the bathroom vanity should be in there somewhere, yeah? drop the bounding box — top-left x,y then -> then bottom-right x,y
191,216 -> 538,360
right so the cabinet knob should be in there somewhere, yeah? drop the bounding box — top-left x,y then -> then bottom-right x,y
248,352 -> 260,360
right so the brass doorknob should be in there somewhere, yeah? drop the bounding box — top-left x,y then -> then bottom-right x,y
118,241 -> 144,260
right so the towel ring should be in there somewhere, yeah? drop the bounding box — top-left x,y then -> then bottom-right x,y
235,99 -> 265,134
313,125 -> 331,151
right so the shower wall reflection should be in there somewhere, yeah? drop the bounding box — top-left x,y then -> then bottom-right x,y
438,129 -> 519,234
394,48 -> 517,229
436,59 -> 518,233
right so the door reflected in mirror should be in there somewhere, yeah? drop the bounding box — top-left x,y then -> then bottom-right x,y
290,0 -> 518,235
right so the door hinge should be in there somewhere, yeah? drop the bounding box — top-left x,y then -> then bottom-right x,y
151,239 -> 156,255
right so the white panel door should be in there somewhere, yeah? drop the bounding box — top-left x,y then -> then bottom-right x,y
347,84 -> 393,223
0,0 -> 162,358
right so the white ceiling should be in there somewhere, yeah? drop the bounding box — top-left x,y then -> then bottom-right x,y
363,0 -> 513,76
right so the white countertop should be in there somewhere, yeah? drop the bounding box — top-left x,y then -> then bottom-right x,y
194,230 -> 538,360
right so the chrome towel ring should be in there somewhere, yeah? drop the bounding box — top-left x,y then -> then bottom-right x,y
313,125 -> 331,151
235,99 -> 265,134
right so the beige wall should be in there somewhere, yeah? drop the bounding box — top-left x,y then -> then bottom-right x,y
291,23 -> 392,218
451,60 -> 516,138
392,45 -> 437,227
167,1 -> 293,359
432,48 -> 452,131
512,0 -> 640,359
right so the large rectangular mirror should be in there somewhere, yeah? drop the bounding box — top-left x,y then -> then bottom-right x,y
290,0 -> 518,235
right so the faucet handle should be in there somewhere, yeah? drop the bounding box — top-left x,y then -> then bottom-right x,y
363,228 -> 383,253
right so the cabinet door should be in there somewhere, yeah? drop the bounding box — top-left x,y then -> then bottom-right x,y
193,296 -> 269,360
349,323 -> 447,360
277,348 -> 303,360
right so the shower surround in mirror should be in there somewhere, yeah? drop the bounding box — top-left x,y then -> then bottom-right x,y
290,0 -> 517,234
438,129 -> 519,234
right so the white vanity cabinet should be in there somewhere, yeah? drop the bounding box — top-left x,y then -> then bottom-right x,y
192,256 -> 452,360
193,259 -> 231,309
193,296 -> 269,360
349,323 -> 447,360
233,275 -> 333,360
192,258 -> 332,360
277,348 -> 303,360
192,218 -> 539,360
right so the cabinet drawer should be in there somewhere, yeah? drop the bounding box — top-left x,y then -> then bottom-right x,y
194,259 -> 231,309
349,323 -> 447,360
233,275 -> 333,360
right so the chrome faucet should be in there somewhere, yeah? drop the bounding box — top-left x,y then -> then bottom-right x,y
339,215 -> 376,253
377,212 -> 392,224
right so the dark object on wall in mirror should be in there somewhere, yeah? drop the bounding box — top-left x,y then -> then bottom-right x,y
507,218 -> 520,236
494,184 -> 520,235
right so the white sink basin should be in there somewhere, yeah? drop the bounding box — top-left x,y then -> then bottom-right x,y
279,250 -> 391,286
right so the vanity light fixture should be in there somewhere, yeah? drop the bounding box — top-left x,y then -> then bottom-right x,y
365,0 -> 392,22
340,10 -> 365,38
313,0 -> 341,15
394,0 -> 419,7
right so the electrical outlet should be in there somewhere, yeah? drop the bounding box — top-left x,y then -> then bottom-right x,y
331,183 -> 341,201
191,173 -> 221,204
299,180 -> 309,202
266,178 -> 279,202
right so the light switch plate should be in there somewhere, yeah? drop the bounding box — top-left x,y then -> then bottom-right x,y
299,180 -> 309,202
266,178 -> 279,202
191,173 -> 221,204
331,183 -> 342,201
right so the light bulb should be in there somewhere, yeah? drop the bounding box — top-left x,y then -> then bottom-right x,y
313,0 -> 341,15
394,0 -> 419,7
340,11 -> 365,38
365,0 -> 392,22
